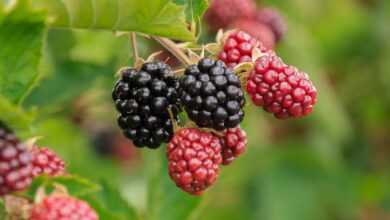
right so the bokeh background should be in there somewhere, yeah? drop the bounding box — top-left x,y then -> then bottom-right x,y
21,0 -> 390,219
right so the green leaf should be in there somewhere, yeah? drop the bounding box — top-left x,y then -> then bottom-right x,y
82,181 -> 139,220
32,0 -> 194,41
0,0 -> 46,104
146,149 -> 203,220
24,175 -> 101,199
0,95 -> 35,134
174,0 -> 209,21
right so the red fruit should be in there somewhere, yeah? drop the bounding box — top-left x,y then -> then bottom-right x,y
220,127 -> 247,165
246,52 -> 317,119
218,30 -> 268,68
230,19 -> 276,50
256,7 -> 287,42
204,0 -> 257,32
167,128 -> 222,195
30,195 -> 98,220
0,128 -> 33,195
31,147 -> 65,177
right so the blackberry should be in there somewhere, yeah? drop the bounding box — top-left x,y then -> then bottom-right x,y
204,0 -> 257,32
112,62 -> 181,149
246,52 -> 317,118
220,127 -> 247,165
31,147 -> 65,177
167,128 -> 222,195
218,30 -> 268,68
256,7 -> 287,42
30,194 -> 98,220
230,19 -> 276,49
179,58 -> 245,130
0,127 -> 33,195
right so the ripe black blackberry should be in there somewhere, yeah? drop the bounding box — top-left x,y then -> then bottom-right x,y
112,62 -> 181,149
179,58 -> 245,130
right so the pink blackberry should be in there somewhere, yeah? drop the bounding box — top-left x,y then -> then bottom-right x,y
218,30 -> 268,68
256,7 -> 287,42
229,19 -> 276,50
204,0 -> 257,32
0,127 -> 33,195
30,194 -> 98,220
31,147 -> 65,177
167,128 -> 222,195
246,52 -> 317,119
220,127 -> 248,165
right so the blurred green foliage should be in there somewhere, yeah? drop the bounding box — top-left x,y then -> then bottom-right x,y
1,0 -> 390,219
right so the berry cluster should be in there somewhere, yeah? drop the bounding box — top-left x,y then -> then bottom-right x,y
30,194 -> 98,220
179,58 -> 245,130
205,0 -> 287,49
246,52 -> 317,118
112,62 -> 181,149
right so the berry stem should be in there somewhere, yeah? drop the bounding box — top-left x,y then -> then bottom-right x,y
168,108 -> 180,133
129,32 -> 140,62
152,36 -> 192,66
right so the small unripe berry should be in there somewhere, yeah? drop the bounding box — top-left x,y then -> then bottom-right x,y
167,128 -> 222,195
246,52 -> 317,119
0,128 -> 33,195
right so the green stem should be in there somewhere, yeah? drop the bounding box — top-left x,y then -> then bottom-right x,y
152,36 -> 192,66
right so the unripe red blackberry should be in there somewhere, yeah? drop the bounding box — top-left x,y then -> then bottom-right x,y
256,7 -> 287,42
229,19 -> 276,50
30,194 -> 98,220
179,58 -> 246,130
218,30 -> 268,68
31,147 -> 65,177
112,62 -> 181,149
167,128 -> 222,195
246,52 -> 317,119
0,127 -> 33,196
220,127 -> 247,165
204,0 -> 257,32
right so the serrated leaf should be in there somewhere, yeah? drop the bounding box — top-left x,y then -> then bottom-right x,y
146,149 -> 203,220
82,181 -> 138,220
0,95 -> 35,134
24,175 -> 101,200
0,0 -> 46,104
32,0 -> 194,41
174,0 -> 209,21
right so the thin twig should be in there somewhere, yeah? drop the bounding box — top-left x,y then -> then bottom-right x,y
129,32 -> 139,61
152,36 -> 192,66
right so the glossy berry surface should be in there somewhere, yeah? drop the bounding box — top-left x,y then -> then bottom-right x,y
218,30 -> 268,68
220,127 -> 247,165
167,128 -> 222,195
0,128 -> 33,195
256,7 -> 287,42
31,147 -> 65,177
30,195 -> 98,220
229,20 -> 276,50
180,58 -> 245,130
112,62 -> 181,149
246,52 -> 317,119
204,0 -> 257,32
